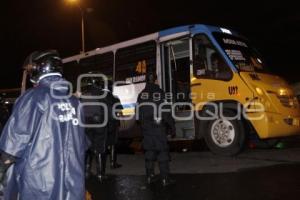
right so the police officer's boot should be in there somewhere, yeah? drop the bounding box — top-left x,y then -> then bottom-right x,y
159,161 -> 176,187
110,145 -> 122,169
161,176 -> 176,187
145,160 -> 156,184
85,150 -> 93,179
96,153 -> 108,182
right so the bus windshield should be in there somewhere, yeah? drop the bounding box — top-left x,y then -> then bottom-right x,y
213,32 -> 268,73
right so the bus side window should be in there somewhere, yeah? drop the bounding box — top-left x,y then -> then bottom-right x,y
193,35 -> 232,81
63,61 -> 81,93
79,53 -> 114,78
115,41 -> 156,85
193,37 -> 208,77
78,52 -> 114,92
95,53 -> 114,77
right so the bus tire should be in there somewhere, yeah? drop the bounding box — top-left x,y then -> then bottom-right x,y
204,109 -> 245,156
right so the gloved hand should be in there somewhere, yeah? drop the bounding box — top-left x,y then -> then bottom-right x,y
0,160 -> 8,184
0,152 -> 16,184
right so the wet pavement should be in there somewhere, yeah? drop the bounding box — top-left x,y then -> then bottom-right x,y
86,163 -> 300,200
86,143 -> 300,200
3,139 -> 300,199
97,147 -> 300,175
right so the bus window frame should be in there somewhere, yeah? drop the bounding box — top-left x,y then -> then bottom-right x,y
79,52 -> 114,77
192,33 -> 234,82
63,60 -> 81,93
115,40 -> 157,85
160,36 -> 191,101
63,52 -> 115,93
212,32 -> 269,74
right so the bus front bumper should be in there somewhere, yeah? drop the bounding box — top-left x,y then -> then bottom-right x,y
247,112 -> 300,139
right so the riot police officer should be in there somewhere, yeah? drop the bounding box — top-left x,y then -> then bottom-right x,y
0,50 -> 88,200
137,72 -> 176,186
81,75 -> 112,182
105,80 -> 123,169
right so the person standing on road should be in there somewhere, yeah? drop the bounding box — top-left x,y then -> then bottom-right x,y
105,80 -> 123,169
81,75 -> 112,182
137,71 -> 176,187
0,50 -> 89,200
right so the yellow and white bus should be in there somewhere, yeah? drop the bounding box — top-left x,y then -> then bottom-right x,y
62,24 -> 300,155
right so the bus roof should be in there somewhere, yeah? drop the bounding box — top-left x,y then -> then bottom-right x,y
63,24 -> 240,63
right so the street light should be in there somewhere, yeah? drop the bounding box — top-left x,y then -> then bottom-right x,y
66,0 -> 85,53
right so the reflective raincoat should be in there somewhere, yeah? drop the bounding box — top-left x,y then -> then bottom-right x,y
0,76 -> 89,200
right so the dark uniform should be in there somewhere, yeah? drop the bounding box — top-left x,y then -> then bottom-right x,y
81,83 -> 112,182
0,50 -> 89,200
105,83 -> 123,169
137,76 -> 175,186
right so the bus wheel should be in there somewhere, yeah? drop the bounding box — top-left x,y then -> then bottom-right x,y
204,110 -> 245,156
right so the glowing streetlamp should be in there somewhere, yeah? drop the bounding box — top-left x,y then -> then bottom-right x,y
66,0 -> 85,53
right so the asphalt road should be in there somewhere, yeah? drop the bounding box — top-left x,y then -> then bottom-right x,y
2,162 -> 300,200
86,145 -> 300,200
87,163 -> 300,200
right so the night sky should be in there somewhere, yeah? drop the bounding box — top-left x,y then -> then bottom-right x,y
1,0 -> 300,89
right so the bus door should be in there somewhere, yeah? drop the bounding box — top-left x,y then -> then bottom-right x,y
161,37 -> 195,139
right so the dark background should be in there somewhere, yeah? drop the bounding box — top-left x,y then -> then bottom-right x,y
1,0 -> 300,89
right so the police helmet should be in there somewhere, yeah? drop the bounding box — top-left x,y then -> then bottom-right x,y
23,50 -> 63,84
81,72 -> 105,90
